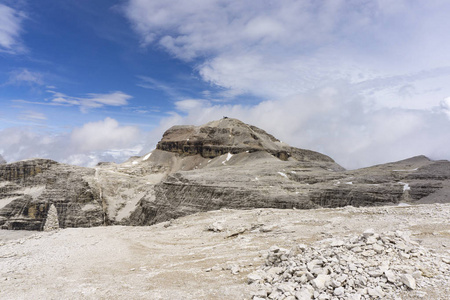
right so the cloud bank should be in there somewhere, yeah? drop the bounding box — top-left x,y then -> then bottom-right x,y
0,118 -> 143,167
124,0 -> 450,168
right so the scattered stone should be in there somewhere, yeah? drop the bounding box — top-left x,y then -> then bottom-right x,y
400,274 -> 416,289
43,204 -> 60,232
207,221 -> 224,232
333,286 -> 344,296
247,230 -> 449,300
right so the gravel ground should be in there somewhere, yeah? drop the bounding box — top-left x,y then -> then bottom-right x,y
0,203 -> 449,300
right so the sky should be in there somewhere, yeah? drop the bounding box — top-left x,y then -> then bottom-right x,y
1,0 -> 450,169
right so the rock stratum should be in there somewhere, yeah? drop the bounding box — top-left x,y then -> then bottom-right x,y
0,118 -> 449,230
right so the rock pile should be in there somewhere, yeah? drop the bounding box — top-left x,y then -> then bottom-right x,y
43,204 -> 59,231
248,229 -> 450,299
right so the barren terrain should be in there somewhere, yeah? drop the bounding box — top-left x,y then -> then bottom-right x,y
1,203 -> 449,299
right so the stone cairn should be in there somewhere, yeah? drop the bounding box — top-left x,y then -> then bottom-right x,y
248,229 -> 450,300
43,204 -> 59,231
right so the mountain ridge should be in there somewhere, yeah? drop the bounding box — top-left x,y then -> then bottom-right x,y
1,118 -> 449,230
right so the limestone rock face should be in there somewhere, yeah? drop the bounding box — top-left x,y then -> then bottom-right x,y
0,159 -> 104,230
1,118 -> 450,230
156,118 -> 335,162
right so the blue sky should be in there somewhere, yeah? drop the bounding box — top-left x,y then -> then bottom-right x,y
1,0 -> 450,169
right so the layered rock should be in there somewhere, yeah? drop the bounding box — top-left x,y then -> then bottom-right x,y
156,118 -> 335,162
0,159 -> 104,230
1,118 -> 450,230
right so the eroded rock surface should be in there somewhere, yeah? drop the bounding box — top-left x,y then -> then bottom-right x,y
0,159 -> 104,230
156,118 -> 335,162
1,118 -> 450,230
0,204 -> 449,299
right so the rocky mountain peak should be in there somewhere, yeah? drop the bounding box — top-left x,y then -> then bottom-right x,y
0,154 -> 6,165
156,117 -> 334,162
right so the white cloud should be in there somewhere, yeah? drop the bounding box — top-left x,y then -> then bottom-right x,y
0,118 -> 143,167
70,118 -> 141,152
151,83 -> 450,169
124,0 -> 450,105
0,4 -> 25,53
440,97 -> 450,118
175,99 -> 210,112
47,90 -> 132,112
6,69 -> 44,86
19,110 -> 47,121
124,0 -> 450,168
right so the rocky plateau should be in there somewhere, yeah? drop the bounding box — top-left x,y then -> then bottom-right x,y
0,118 -> 449,231
0,118 -> 449,299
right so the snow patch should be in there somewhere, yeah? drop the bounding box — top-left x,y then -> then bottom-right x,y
290,171 -> 296,174
278,172 -> 288,178
393,168 -> 418,172
143,153 -> 152,161
132,161 -> 138,165
345,182 -> 353,185
398,182 -> 411,191
398,203 -> 411,207
222,153 -> 233,165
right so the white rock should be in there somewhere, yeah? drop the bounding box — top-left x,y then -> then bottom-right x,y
368,286 -> 385,298
361,250 -> 376,257
363,228 -> 375,238
277,282 -> 296,294
311,274 -> 331,290
295,288 -> 313,300
331,239 -> 345,247
248,270 -> 265,283
400,274 -> 416,289
347,294 -> 361,300
384,270 -> 396,283
251,289 -> 268,298
412,270 -> 422,279
373,244 -> 385,253
366,236 -> 378,245
334,286 -> 345,296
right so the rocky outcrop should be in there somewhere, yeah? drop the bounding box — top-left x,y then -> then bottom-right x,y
157,118 -> 335,162
128,150 -> 450,226
0,159 -> 104,230
1,118 -> 450,230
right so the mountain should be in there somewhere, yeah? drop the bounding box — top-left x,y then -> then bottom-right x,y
1,118 -> 449,230
0,154 -> 6,165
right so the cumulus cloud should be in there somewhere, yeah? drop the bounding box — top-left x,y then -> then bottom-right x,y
0,4 -> 25,53
124,0 -> 450,168
150,83 -> 450,169
124,0 -> 450,103
70,117 -> 140,152
0,118 -> 143,167
440,97 -> 450,118
174,99 -> 210,112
